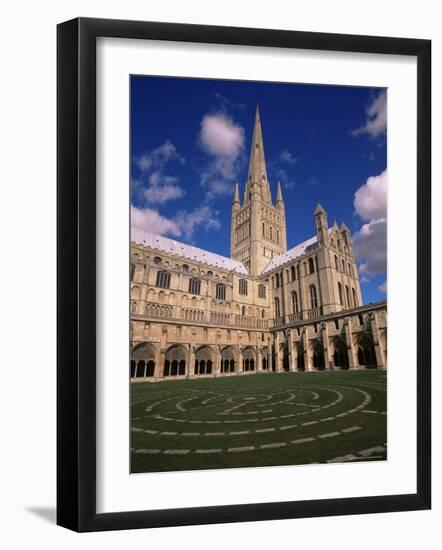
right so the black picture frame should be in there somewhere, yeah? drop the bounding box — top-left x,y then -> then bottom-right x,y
57,17 -> 431,532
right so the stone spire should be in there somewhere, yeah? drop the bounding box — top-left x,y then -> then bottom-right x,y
314,202 -> 329,247
245,105 -> 271,203
276,180 -> 284,204
233,182 -> 240,205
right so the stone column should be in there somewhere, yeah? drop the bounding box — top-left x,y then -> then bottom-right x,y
274,332 -> 282,372
303,327 -> 314,371
322,323 -> 333,370
156,348 -> 165,380
256,346 -> 262,372
344,318 -> 357,369
237,346 -> 242,375
288,332 -> 298,372
189,346 -> 196,379
214,346 -> 222,377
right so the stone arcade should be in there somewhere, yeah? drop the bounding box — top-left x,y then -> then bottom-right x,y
130,107 -> 387,381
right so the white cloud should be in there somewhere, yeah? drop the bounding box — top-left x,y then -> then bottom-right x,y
131,205 -> 220,241
199,114 -> 244,157
353,218 -> 387,277
174,206 -> 221,240
353,169 -> 387,280
279,149 -> 298,165
135,141 -> 184,172
275,168 -> 296,190
354,169 -> 387,221
378,281 -> 387,294
352,91 -> 387,138
198,113 -> 245,198
134,141 -> 186,205
131,206 -> 181,237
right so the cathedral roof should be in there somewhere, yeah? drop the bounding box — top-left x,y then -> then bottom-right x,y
261,228 -> 332,275
131,227 -> 249,275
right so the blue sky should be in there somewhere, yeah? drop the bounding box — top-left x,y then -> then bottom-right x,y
130,76 -> 387,304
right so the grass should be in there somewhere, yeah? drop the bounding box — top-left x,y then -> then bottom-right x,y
130,370 -> 387,473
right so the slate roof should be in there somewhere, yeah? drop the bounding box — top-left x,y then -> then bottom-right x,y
131,227 -> 249,275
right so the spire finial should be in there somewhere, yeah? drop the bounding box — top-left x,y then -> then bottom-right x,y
246,104 -> 269,201
314,203 -> 327,216
233,182 -> 240,204
276,180 -> 283,203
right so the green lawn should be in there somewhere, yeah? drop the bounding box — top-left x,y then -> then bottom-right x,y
130,370 -> 387,473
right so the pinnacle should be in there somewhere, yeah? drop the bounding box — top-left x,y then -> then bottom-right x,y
314,203 -> 326,216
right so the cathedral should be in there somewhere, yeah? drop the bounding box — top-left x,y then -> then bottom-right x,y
130,107 -> 387,381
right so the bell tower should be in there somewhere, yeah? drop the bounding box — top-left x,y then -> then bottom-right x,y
230,106 -> 287,275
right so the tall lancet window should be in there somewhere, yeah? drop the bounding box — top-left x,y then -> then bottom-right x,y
274,297 -> 281,318
309,285 -> 318,309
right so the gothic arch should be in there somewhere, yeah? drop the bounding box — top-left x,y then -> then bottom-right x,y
242,346 -> 256,372
131,285 -> 140,299
164,344 -> 187,377
131,342 -> 156,379
356,332 -> 378,368
312,339 -> 326,370
332,336 -> 349,369
194,345 -> 214,375
221,345 -> 237,373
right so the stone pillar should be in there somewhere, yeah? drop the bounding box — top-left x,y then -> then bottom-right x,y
237,346 -> 242,375
188,345 -> 195,379
322,323 -> 333,370
214,346 -> 222,377
156,348 -> 165,380
274,332 -> 283,372
344,318 -> 358,369
288,333 -> 298,372
303,327 -> 314,371
256,346 -> 262,372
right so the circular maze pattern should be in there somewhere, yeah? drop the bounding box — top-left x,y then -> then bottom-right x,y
130,372 -> 387,472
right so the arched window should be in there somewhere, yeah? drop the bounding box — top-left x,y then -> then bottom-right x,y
153,256 -> 162,265
292,291 -> 299,313
241,305 -> 246,316
338,282 -> 343,305
335,255 -> 339,270
342,259 -> 346,273
308,257 -> 315,274
258,284 -> 266,299
182,264 -> 189,272
130,263 -> 135,281
261,309 -> 265,319
345,285 -> 350,307
291,265 -> 296,281
348,263 -> 352,277
352,287 -> 357,307
239,279 -> 248,295
216,283 -> 226,300
275,273 -> 280,288
310,285 -> 318,309
274,297 -> 281,318
188,278 -> 201,295
156,270 -> 170,289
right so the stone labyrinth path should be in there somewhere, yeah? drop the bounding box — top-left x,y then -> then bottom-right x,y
130,371 -> 387,473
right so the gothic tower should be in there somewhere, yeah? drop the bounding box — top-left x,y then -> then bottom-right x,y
230,106 -> 287,275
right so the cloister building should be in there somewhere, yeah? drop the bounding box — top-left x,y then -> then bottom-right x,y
130,107 -> 387,381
